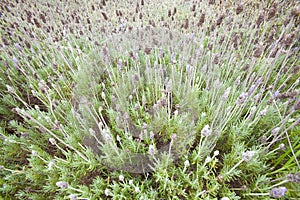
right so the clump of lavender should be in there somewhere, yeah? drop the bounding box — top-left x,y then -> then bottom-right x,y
0,0 -> 299,199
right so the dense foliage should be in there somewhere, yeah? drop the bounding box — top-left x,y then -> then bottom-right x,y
1,0 -> 299,199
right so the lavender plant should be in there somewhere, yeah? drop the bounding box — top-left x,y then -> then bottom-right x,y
0,0 -> 299,199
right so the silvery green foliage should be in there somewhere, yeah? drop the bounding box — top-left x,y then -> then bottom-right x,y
0,0 -> 299,199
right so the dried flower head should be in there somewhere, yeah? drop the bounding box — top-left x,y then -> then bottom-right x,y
253,46 -> 263,58
267,8 -> 276,20
236,4 -> 243,15
198,13 -> 205,26
256,11 -> 265,26
291,6 -> 300,16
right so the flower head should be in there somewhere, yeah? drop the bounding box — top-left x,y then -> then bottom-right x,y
104,188 -> 111,196
56,181 -> 68,189
148,144 -> 155,156
129,179 -> 134,185
135,186 -> 140,193
286,172 -> 300,183
32,150 -> 38,157
119,174 -> 124,182
48,160 -> 55,170
201,124 -> 212,137
221,197 -> 230,200
242,151 -> 255,162
149,131 -> 155,139
184,160 -> 190,167
49,138 -> 56,145
213,150 -> 219,156
171,133 -> 177,140
269,187 -> 287,198
236,92 -> 248,104
69,194 -> 78,200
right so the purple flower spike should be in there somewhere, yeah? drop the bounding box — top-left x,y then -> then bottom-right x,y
269,187 -> 287,198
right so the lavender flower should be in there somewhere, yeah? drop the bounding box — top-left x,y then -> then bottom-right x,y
221,197 -> 230,200
49,138 -> 56,145
259,108 -> 267,117
142,123 -> 148,129
13,57 -> 18,68
269,187 -> 287,198
171,133 -> 177,140
32,150 -> 38,157
272,127 -> 280,134
201,124 -> 212,137
148,144 -> 155,156
248,84 -> 256,94
222,87 -> 231,100
166,80 -> 172,92
104,188 -> 111,196
69,194 -> 78,200
117,59 -> 123,70
56,181 -> 68,189
135,186 -> 140,192
48,160 -> 55,170
119,174 -> 124,182
272,90 -> 280,98
205,156 -> 212,163
286,173 -> 300,183
129,180 -> 134,185
184,160 -> 190,167
149,131 -> 155,139
242,151 -> 255,162
279,143 -> 285,150
214,150 -> 219,156
236,92 -> 248,104
134,103 -> 139,111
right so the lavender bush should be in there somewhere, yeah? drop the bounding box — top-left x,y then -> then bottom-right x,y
0,0 -> 299,199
